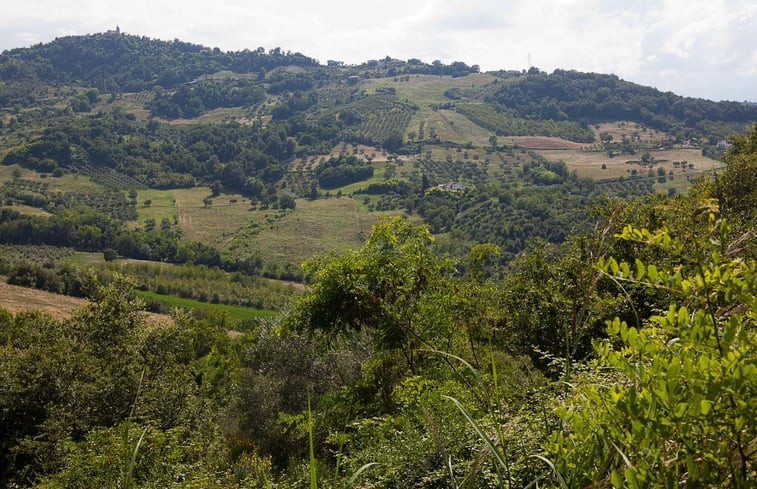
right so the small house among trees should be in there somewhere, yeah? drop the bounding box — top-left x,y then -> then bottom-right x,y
437,182 -> 467,191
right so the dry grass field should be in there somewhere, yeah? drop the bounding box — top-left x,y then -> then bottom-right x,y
590,121 -> 667,144
0,281 -> 173,324
424,110 -> 495,146
289,143 -> 406,170
535,148 -> 723,179
171,186 -> 402,270
225,197 -> 402,271
366,73 -> 497,106
174,187 -> 253,247
163,107 -> 250,125
111,92 -> 152,120
0,280 -> 89,319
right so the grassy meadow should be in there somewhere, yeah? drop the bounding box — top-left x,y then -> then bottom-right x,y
135,188 -> 177,223
226,197 -> 403,272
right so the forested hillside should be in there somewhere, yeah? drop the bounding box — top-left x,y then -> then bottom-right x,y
0,33 -> 755,488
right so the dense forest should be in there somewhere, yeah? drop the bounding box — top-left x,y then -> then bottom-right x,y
0,32 -> 755,488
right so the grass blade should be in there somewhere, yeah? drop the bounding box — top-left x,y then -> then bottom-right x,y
610,441 -> 640,489
530,454 -> 568,489
124,426 -> 148,489
443,395 -> 509,472
308,390 -> 318,489
348,462 -> 379,486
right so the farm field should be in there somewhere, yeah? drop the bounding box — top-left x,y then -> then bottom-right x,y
365,74 -> 497,143
63,251 -> 105,266
174,187 -> 253,248
0,280 -> 89,319
423,110 -> 495,146
163,106 -> 250,125
501,136 -> 586,149
0,280 -> 169,324
366,73 -> 497,106
112,92 -> 152,120
290,144 -> 390,171
135,188 -> 177,223
0,203 -> 51,217
535,148 -> 723,179
0,163 -> 102,193
590,121 -> 667,143
226,197 -> 403,273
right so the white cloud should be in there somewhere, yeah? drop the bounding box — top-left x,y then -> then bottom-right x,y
0,0 -> 755,101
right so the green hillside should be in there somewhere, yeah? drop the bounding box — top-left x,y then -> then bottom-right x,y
0,32 -> 755,489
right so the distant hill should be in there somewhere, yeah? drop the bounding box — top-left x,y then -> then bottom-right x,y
485,68 -> 754,139
0,33 -> 755,267
0,33 -> 318,92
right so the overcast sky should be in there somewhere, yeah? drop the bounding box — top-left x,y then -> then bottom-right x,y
2,0 -> 755,101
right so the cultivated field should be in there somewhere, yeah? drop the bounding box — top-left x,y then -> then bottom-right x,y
133,290 -> 277,322
423,110 -> 495,146
535,148 -> 723,179
0,280 -> 167,325
366,73 -> 497,106
135,188 -> 177,223
0,163 -> 102,193
174,187 -> 252,247
111,92 -> 152,120
163,107 -> 250,125
364,73 -> 498,144
501,136 -> 586,150
590,121 -> 667,144
0,203 -> 52,217
225,197 -> 402,272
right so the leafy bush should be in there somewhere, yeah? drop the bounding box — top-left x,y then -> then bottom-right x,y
547,207 -> 756,488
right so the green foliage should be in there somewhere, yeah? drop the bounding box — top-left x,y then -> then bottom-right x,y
227,326 -> 363,467
1,33 -> 755,489
149,79 -> 266,119
488,70 -> 756,140
711,122 -> 757,222
456,103 -> 595,142
1,33 -> 317,91
0,277 -> 241,487
547,209 -> 756,488
315,155 -> 374,189
289,217 -> 453,352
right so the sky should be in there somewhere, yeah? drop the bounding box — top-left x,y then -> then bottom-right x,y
1,0 -> 755,102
